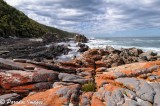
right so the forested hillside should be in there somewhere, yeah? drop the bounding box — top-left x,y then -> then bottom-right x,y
0,0 -> 74,38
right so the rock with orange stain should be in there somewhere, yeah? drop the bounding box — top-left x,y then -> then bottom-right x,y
76,68 -> 94,78
12,84 -> 81,106
95,61 -> 107,68
95,76 -> 109,88
73,49 -> 108,69
80,92 -> 93,106
77,68 -> 94,73
96,67 -> 107,73
10,82 -> 52,94
98,61 -> 160,80
60,61 -> 80,68
0,68 -> 58,90
91,96 -> 105,106
94,61 -> 160,106
92,84 -> 124,106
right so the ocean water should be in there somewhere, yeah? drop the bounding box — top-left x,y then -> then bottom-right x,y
86,37 -> 160,53
56,37 -> 160,61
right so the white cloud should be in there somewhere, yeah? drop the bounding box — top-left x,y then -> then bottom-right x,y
4,0 -> 160,36
5,0 -> 22,6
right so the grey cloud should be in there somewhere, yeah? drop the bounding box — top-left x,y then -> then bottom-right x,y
4,0 -> 160,36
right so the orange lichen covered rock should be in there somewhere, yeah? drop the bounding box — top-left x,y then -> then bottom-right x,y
91,96 -> 105,106
98,61 -> 160,80
94,60 -> 160,105
0,69 -> 58,89
60,61 -> 80,68
95,76 -> 108,88
10,82 -> 52,93
96,67 -> 107,73
80,92 -> 93,106
95,61 -> 107,68
12,84 -> 81,106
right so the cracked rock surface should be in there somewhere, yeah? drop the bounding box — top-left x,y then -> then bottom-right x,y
0,48 -> 160,106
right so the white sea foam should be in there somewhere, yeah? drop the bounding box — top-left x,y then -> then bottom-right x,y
56,41 -> 80,61
85,38 -> 160,54
56,38 -> 160,61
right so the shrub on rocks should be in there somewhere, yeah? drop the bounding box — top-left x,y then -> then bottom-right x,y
82,82 -> 95,92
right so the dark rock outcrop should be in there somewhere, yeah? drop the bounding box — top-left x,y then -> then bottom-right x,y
74,34 -> 88,43
77,43 -> 89,52
42,32 -> 58,44
0,39 -> 71,61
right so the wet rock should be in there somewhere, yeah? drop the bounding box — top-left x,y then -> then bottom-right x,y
0,38 -> 71,61
77,43 -> 89,52
29,44 -> 71,59
74,34 -> 88,43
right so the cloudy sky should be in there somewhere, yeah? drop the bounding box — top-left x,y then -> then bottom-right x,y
4,0 -> 160,37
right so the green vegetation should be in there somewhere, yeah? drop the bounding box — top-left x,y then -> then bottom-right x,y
82,82 -> 95,92
0,0 -> 74,38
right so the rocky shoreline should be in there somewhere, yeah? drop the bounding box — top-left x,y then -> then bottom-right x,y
0,36 -> 160,106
